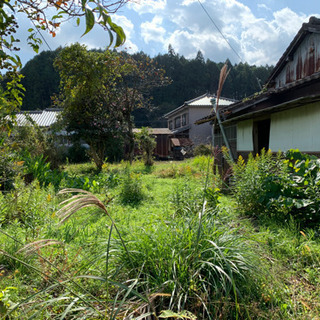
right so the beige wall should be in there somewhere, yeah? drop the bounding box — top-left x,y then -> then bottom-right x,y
270,103 -> 320,152
167,106 -> 213,145
237,119 -> 253,151
236,102 -> 320,153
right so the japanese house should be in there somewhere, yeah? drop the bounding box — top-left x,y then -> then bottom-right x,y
197,16 -> 320,159
164,93 -> 236,148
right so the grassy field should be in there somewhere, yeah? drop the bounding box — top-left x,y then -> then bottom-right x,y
0,156 -> 319,319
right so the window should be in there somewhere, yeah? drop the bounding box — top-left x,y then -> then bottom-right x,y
182,113 -> 187,126
168,120 -> 173,130
214,124 -> 237,159
174,116 -> 181,128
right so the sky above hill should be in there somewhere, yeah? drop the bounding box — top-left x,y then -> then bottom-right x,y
17,0 -> 320,67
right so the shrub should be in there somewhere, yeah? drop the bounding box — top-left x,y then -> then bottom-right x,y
135,127 -> 156,166
230,149 -> 320,228
118,169 -> 145,205
193,144 -> 212,156
65,142 -> 89,163
230,149 -> 282,217
0,146 -> 23,191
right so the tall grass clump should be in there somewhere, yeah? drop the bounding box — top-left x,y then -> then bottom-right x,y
115,203 -> 260,319
0,189 -> 152,319
169,179 -> 204,217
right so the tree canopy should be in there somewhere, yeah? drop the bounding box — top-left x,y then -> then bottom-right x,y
20,48 -> 273,128
54,43 -> 126,169
54,44 -> 169,169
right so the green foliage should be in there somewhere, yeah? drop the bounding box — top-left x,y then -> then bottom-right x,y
0,145 -> 23,191
231,149 -> 279,217
0,287 -> 17,316
54,43 -> 126,170
118,169 -> 145,205
193,144 -> 212,156
64,142 -> 90,164
170,179 -> 204,217
21,49 -> 61,110
116,207 -> 258,318
205,187 -> 221,208
231,149 -> 320,228
135,127 -> 156,166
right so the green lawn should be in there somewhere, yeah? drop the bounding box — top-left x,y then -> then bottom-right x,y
0,157 -> 319,319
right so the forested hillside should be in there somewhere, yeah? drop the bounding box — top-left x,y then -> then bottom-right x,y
20,47 -> 273,127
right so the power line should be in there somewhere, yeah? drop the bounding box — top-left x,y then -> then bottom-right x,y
30,19 -> 53,52
197,0 -> 243,62
197,0 -> 264,90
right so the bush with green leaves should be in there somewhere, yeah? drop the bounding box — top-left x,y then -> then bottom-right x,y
135,127 -> 156,166
230,149 -> 282,217
0,146 -> 23,191
230,149 -> 320,227
268,150 -> 320,227
118,169 -> 145,205
193,144 -> 212,156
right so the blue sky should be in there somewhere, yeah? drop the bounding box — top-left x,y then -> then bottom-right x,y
16,0 -> 320,67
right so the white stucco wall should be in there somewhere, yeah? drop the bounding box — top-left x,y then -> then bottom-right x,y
269,103 -> 320,152
237,119 -> 253,151
189,107 -> 212,145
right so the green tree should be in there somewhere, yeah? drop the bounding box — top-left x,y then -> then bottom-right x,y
118,52 -> 170,163
135,127 -> 156,166
54,43 -> 126,170
21,49 -> 61,110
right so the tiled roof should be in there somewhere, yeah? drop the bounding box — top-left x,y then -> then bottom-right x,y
186,93 -> 235,107
164,93 -> 236,118
15,109 -> 61,127
133,128 -> 172,135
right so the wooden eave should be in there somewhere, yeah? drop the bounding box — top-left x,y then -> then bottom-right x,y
222,73 -> 320,123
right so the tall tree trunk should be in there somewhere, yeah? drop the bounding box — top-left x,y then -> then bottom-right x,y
127,115 -> 134,164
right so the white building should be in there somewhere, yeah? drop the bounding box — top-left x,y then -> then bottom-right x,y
164,93 -> 236,147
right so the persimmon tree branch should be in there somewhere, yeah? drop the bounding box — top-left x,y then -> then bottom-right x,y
0,0 -> 128,131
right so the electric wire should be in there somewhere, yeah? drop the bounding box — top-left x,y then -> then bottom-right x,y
198,0 -> 263,90
30,19 -> 53,51
197,0 -> 243,62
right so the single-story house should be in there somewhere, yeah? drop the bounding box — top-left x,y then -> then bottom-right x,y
164,93 -> 236,148
15,110 -> 174,159
196,16 -> 320,159
14,108 -> 73,146
15,108 -> 61,127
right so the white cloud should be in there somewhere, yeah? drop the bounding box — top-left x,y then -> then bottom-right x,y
257,3 -> 271,11
128,0 -> 166,14
141,0 -> 311,65
272,8 -> 307,35
182,0 -> 198,6
141,16 -> 166,44
112,15 -> 139,53
239,8 -> 308,65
